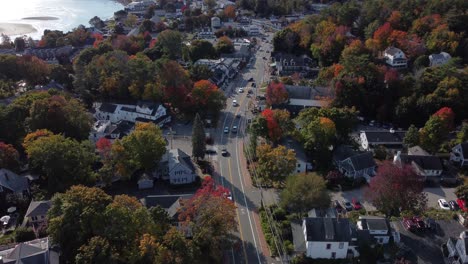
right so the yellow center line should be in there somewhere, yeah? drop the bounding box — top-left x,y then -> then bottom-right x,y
228,158 -> 249,264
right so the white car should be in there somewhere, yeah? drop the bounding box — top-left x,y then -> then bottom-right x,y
238,88 -> 244,93
224,127 -> 229,133
232,99 -> 238,106
438,199 -> 450,210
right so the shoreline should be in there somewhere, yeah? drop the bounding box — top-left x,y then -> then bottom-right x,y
0,23 -> 37,36
22,16 -> 59,21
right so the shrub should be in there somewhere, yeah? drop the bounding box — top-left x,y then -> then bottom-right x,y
15,227 -> 36,242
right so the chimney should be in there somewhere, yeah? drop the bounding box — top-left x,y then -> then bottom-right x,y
389,128 -> 395,133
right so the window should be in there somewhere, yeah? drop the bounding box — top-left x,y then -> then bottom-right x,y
339,242 -> 344,249
326,244 -> 331,250
297,164 -> 301,168
331,252 -> 336,259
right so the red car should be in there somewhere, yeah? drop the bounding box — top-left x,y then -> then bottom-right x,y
352,198 -> 362,210
402,218 -> 418,232
412,216 -> 426,229
457,199 -> 468,212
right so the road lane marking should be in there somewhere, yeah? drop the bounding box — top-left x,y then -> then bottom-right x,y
229,158 -> 249,264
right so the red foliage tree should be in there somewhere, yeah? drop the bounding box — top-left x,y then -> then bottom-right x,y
433,107 -> 455,130
261,109 -> 282,142
92,33 -> 104,48
365,161 -> 426,216
372,22 -> 393,50
266,81 -> 288,106
0,142 -> 20,171
96,137 -> 112,159
384,67 -> 399,84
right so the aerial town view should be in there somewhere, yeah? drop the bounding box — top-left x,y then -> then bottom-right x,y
0,0 -> 467,263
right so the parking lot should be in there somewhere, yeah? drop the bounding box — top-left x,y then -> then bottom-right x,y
392,220 -> 465,264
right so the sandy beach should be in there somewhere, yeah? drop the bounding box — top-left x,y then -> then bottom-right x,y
22,16 -> 59,21
0,23 -> 37,36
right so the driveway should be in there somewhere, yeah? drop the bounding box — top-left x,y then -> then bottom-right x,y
392,220 -> 465,264
332,186 -> 458,211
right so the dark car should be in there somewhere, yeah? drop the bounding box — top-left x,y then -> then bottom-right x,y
248,77 -> 254,82
221,149 -> 228,157
424,218 -> 437,231
341,199 -> 353,211
205,149 -> 216,155
251,83 -> 256,87
248,89 -> 253,94
449,200 -> 460,211
413,216 -> 426,230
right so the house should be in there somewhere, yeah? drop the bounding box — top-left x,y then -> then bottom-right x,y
141,194 -> 193,237
450,143 -> 468,167
137,173 -> 154,190
393,147 -> 443,179
243,25 -> 260,36
93,101 -> 171,127
0,169 -> 30,197
283,138 -> 313,173
429,52 -> 451,67
89,120 -> 134,143
276,85 -> 332,116
357,216 -> 399,245
333,145 -> 376,182
291,216 -> 357,259
447,231 -> 468,264
272,53 -> 317,76
23,200 -> 51,229
0,237 -> 59,264
125,0 -> 156,12
155,149 -> 198,185
359,130 -> 406,151
383,47 -> 407,69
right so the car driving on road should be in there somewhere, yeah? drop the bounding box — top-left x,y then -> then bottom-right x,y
232,126 -> 237,133
224,127 -> 229,133
221,149 -> 228,156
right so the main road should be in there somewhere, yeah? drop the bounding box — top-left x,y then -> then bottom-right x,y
212,33 -> 277,264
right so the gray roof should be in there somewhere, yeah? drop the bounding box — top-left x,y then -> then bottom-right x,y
2,241 -> 49,264
384,46 -> 403,56
291,220 -> 306,252
25,201 -> 51,218
400,154 -> 443,171
170,149 -> 195,172
304,217 -> 351,242
0,169 -> 29,193
359,216 -> 389,232
142,194 -> 193,209
284,85 -> 331,100
99,103 -> 117,113
362,131 -> 406,144
350,152 -> 376,171
461,143 -> 468,158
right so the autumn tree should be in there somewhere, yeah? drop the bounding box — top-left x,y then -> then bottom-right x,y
365,161 -> 427,217
260,109 -> 294,143
256,144 -> 296,184
156,29 -> 183,59
155,59 -> 193,112
456,123 -> 468,144
224,5 -> 236,19
16,55 -> 51,85
420,108 -> 455,153
192,113 -> 206,160
266,81 -> 288,106
24,133 -> 96,193
403,124 -> 419,148
455,184 -> 468,201
190,80 -> 226,120
215,36 -> 234,54
179,176 -> 236,263
280,173 -> 331,214
189,64 -> 213,81
310,21 -> 348,66
0,142 -> 20,171
112,122 -> 166,178
189,40 -> 217,62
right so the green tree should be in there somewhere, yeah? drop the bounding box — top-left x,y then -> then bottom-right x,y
189,40 -> 217,62
456,123 -> 468,144
403,124 -> 420,147
15,227 -> 36,242
75,236 -> 114,264
192,113 -> 206,160
256,144 -> 296,184
215,36 -> 234,54
156,29 -> 182,59
149,205 -> 172,237
419,115 -> 448,153
189,64 -> 213,81
456,184 -> 468,201
24,133 -> 96,193
280,173 -> 331,215
112,122 -> 166,178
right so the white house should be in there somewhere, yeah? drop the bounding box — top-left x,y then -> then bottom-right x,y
211,16 -> 221,28
450,143 -> 468,167
125,0 -> 156,12
383,47 -> 407,69
89,120 -> 134,143
393,149 -> 443,179
243,25 -> 260,36
429,52 -> 451,67
93,101 -> 171,127
447,231 -> 468,264
359,130 -> 406,151
156,149 -> 198,185
302,217 -> 354,259
333,145 -> 376,182
284,139 -> 313,173
357,216 -> 399,245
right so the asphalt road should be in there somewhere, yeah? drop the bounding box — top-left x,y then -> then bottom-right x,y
214,35 -> 275,264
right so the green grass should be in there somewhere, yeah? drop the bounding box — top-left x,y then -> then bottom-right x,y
0,232 -> 15,245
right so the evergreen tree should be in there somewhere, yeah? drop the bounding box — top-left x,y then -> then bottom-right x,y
192,113 -> 206,160
403,124 -> 420,147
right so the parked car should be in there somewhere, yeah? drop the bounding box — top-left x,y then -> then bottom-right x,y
352,198 -> 362,210
402,218 -> 418,232
248,77 -> 254,82
413,216 -> 426,229
236,113 -> 241,118
221,149 -> 228,156
457,199 -> 467,211
341,199 -> 353,211
232,126 -> 237,133
424,218 -> 437,231
449,200 -> 460,211
251,83 -> 256,87
248,89 -> 253,94
205,149 -> 216,155
232,99 -> 238,106
438,199 -> 450,210
238,88 -> 244,93
224,127 -> 229,133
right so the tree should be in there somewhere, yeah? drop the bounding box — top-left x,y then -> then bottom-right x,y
24,133 -> 96,193
89,16 -> 105,29
192,113 -> 206,160
280,173 -> 330,214
420,115 -> 449,153
155,59 -> 193,112
266,81 -> 288,106
256,145 -> 296,184
158,227 -> 196,264
403,124 -> 419,148
112,122 -> 166,178
190,80 -> 226,120
14,37 -> 26,52
260,109 -> 294,143
224,6 -> 236,19
15,227 -> 36,242
456,123 -> 468,144
189,64 -> 213,81
75,236 -> 114,264
149,205 -> 172,237
365,161 -> 427,217
156,29 -> 182,59
215,36 -> 234,54
16,55 -> 51,85
0,142 -> 20,171
189,40 -> 217,62
179,177 -> 236,263
455,184 -> 468,201
310,21 -> 348,66
298,116 -> 336,157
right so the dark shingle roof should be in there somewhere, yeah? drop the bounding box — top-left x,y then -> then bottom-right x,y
142,194 -> 193,209
360,218 -> 389,231
400,154 -> 443,171
304,217 -> 351,242
350,152 -> 376,171
363,131 -> 406,144
174,149 -> 195,172
461,143 -> 468,159
0,169 -> 29,193
25,201 -> 51,218
99,103 -> 117,113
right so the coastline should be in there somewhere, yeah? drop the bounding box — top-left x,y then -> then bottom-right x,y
0,23 -> 37,36
22,16 -> 59,21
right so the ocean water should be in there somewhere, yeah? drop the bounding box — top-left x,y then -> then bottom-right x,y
0,0 -> 123,38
